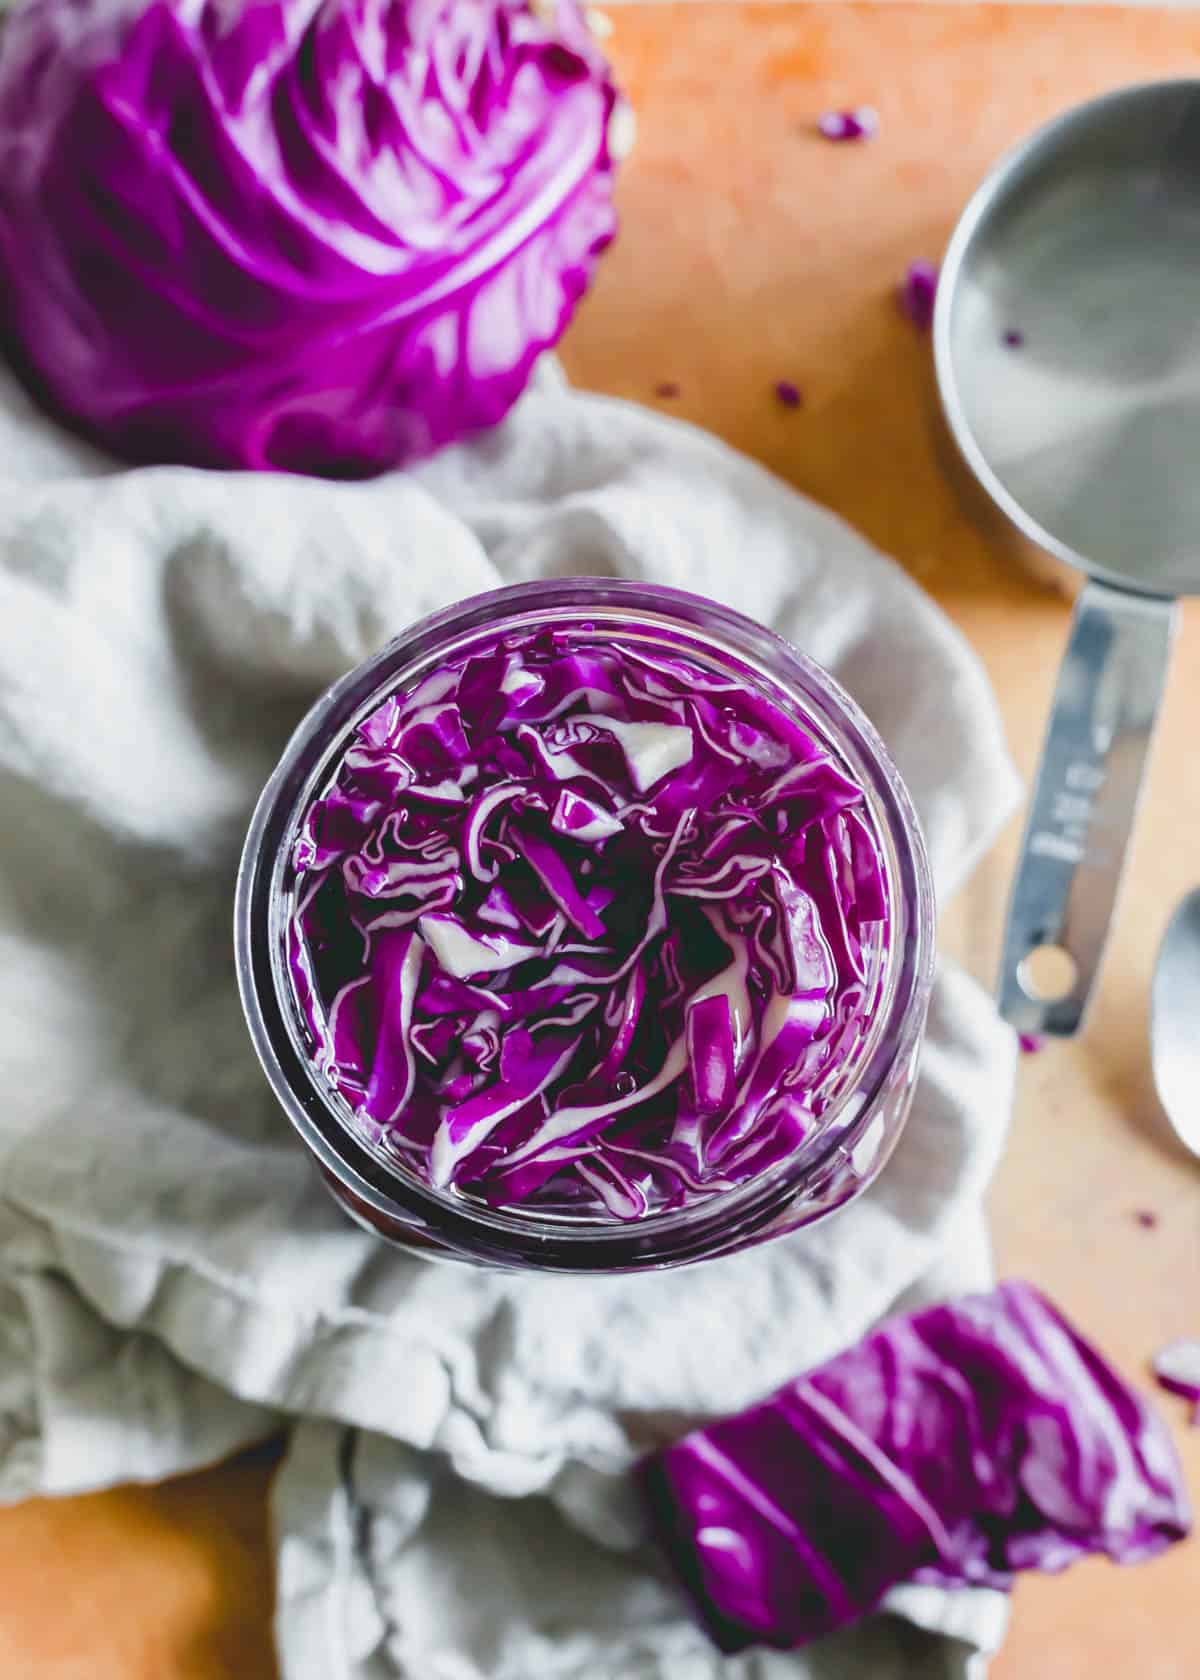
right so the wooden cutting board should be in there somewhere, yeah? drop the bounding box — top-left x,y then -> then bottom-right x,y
1,6 -> 1198,1677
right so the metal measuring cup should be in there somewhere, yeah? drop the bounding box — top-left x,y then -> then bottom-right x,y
935,81 -> 1200,1037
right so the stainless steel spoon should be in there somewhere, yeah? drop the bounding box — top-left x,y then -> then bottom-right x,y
1151,887 -> 1200,1157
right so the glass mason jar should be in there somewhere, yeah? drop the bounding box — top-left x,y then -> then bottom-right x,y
235,581 -> 935,1271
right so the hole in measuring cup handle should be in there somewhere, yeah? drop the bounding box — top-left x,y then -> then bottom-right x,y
1018,943 -> 1078,1003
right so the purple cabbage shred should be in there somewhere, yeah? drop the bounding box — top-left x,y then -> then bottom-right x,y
1153,1340 -> 1200,1426
640,1281 -> 1192,1653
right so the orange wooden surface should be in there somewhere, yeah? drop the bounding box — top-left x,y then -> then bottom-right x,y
1,6 -> 1199,1676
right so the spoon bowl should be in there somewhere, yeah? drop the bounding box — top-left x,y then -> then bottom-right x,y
1151,886 -> 1200,1157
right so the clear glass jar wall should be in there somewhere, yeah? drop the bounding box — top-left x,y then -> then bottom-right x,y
235,581 -> 935,1271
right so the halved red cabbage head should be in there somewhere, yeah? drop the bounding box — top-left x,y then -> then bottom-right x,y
0,0 -> 621,475
287,623 -> 890,1221
639,1281 -> 1192,1652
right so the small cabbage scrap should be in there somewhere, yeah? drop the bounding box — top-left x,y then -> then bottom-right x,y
288,623 -> 889,1221
816,107 -> 879,142
0,0 -> 621,475
1153,1340 -> 1200,1425
899,261 -> 938,332
639,1281 -> 1191,1652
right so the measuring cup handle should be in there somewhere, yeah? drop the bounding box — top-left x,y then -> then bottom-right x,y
998,579 -> 1177,1037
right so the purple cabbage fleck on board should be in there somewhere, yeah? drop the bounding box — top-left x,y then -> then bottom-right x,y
817,106 -> 880,142
1154,1340 -> 1200,1426
899,261 -> 938,332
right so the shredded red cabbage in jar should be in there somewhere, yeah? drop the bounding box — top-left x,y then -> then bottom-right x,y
286,624 -> 890,1222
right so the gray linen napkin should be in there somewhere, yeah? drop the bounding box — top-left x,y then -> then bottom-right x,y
0,363 -> 1020,1677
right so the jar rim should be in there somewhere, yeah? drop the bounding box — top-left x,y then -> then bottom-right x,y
235,580 -> 936,1270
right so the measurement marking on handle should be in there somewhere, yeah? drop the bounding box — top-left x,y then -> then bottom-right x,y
1028,757 -> 1109,866
1030,831 -> 1084,865
1065,763 -> 1105,793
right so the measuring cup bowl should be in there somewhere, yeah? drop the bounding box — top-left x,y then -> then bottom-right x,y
935,80 -> 1200,1035
931,400 -> 1083,601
